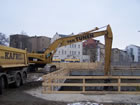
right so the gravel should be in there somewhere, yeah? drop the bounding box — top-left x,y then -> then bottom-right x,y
25,87 -> 140,104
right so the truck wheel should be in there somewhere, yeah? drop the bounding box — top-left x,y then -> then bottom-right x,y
14,73 -> 21,88
0,77 -> 5,95
22,72 -> 27,84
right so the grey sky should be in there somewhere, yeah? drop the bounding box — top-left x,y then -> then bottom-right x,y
0,0 -> 140,49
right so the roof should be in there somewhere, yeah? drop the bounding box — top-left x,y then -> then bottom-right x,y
30,36 -> 51,39
10,34 -> 28,37
127,44 -> 140,48
112,48 -> 127,53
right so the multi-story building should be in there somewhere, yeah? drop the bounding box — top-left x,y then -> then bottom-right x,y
126,45 -> 140,62
51,32 -> 89,62
10,34 -> 32,52
10,34 -> 51,53
29,36 -> 51,52
83,39 -> 99,62
111,48 -> 132,64
83,39 -> 105,62
97,42 -> 105,62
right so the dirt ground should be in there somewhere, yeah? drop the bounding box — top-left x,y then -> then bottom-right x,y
0,73 -> 139,105
0,79 -> 66,105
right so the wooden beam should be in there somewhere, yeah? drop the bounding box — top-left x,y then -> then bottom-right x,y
43,83 -> 118,87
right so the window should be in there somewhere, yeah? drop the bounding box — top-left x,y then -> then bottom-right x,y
138,48 -> 140,55
72,44 -> 74,48
62,50 -> 64,54
139,52 -> 140,56
78,45 -> 80,48
72,51 -> 74,55
70,45 -> 72,48
78,51 -> 80,55
138,56 -> 140,62
130,48 -> 133,55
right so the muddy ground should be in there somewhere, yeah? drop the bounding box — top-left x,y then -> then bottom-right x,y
0,73 -> 139,105
0,73 -> 66,105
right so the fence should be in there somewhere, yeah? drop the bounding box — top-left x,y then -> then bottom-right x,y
52,62 -> 140,70
42,68 -> 140,94
52,62 -> 102,70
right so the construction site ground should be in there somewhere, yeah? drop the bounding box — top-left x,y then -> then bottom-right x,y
0,72 -> 140,105
0,72 -> 66,105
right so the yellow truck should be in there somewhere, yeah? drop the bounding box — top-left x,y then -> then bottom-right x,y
0,45 -> 28,94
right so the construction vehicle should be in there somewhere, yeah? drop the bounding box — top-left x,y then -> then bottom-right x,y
0,45 -> 28,94
28,25 -> 113,75
0,25 -> 113,94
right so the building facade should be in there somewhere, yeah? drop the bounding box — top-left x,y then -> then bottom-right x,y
29,36 -> 51,52
111,48 -> 132,64
97,42 -> 105,62
83,39 -> 105,62
83,39 -> 99,62
10,34 -> 32,51
51,33 -> 89,62
126,45 -> 140,62
10,34 -> 51,53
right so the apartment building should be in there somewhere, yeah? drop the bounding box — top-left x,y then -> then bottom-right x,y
29,36 -> 51,52
126,45 -> 140,62
10,34 -> 51,52
111,48 -> 132,64
51,32 -> 89,62
83,39 -> 105,62
10,34 -> 31,51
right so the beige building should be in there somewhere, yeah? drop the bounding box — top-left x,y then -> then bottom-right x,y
29,36 -> 51,52
10,34 -> 51,53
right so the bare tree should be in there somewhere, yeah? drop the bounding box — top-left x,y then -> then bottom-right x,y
0,33 -> 9,46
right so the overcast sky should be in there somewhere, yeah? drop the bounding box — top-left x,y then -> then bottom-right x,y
0,0 -> 140,49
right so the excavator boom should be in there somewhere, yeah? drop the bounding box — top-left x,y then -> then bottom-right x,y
28,25 -> 113,75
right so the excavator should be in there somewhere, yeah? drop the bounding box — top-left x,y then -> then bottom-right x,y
28,25 -> 113,76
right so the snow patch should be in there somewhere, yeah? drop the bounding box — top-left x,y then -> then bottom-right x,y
67,102 -> 100,105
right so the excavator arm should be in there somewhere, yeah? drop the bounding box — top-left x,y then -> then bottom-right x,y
28,25 -> 113,75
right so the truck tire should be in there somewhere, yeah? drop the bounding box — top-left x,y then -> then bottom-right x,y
22,72 -> 27,84
14,73 -> 21,88
0,77 -> 5,95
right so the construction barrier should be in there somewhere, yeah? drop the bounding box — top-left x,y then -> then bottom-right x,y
42,68 -> 140,94
52,62 -> 140,71
52,62 -> 102,70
